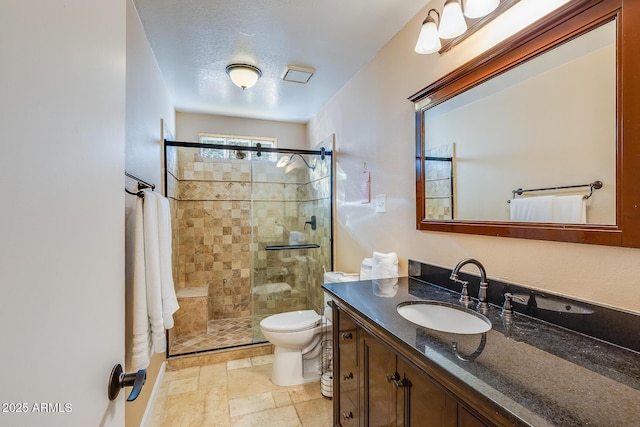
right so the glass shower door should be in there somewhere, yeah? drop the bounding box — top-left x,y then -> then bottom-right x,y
164,140 -> 332,355
250,151 -> 332,342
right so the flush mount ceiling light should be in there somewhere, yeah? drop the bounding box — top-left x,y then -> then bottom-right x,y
283,66 -> 315,84
439,0 -> 467,39
464,0 -> 500,19
414,9 -> 441,54
225,64 -> 262,90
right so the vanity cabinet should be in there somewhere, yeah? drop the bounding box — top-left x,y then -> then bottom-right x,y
333,304 -> 490,427
362,331 -> 400,425
335,307 -> 360,426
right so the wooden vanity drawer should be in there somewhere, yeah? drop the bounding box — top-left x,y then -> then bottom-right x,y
334,304 -> 361,426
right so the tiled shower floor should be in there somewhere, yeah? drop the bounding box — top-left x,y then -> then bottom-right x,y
170,317 -> 265,355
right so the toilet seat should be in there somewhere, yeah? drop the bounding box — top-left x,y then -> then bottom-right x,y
260,310 -> 321,333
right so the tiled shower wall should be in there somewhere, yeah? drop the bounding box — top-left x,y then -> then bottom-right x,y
425,143 -> 454,220
166,146 -> 331,325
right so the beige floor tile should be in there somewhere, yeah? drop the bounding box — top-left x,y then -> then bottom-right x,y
288,382 -> 322,404
161,410 -> 205,427
203,386 -> 230,425
168,376 -> 199,395
154,357 -> 331,427
199,362 -> 228,389
151,386 -> 169,415
163,388 -> 206,412
251,354 -> 274,366
272,389 -> 293,407
227,364 -> 284,399
229,391 -> 276,417
295,398 -> 333,427
161,389 -> 208,427
227,357 -> 252,370
164,365 -> 200,381
230,405 -> 301,427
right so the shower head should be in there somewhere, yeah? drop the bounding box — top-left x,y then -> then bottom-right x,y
276,153 -> 316,171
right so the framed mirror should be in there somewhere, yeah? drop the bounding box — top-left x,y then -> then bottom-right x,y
410,0 -> 640,247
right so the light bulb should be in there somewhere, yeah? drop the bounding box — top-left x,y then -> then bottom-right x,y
464,0 -> 500,19
415,15 -> 441,54
439,0 -> 467,39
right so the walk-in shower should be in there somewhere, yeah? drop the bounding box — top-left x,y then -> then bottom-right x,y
164,140 -> 332,356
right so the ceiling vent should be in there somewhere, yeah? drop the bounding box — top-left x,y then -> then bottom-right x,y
282,66 -> 315,84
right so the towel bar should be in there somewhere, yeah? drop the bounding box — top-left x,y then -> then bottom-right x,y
508,180 -> 602,203
125,171 -> 155,198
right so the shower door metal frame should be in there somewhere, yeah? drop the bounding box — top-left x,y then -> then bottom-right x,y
163,140 -> 334,357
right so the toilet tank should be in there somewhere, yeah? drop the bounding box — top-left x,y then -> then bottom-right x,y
323,271 -> 359,320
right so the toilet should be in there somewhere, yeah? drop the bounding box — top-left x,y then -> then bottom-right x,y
260,310 -> 328,386
260,271 -> 360,387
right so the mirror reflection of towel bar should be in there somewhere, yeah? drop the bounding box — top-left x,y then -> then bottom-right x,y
507,180 -> 602,203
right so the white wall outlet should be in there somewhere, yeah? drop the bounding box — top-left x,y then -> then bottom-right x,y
375,194 -> 386,213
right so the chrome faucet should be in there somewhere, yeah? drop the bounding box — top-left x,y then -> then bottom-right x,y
450,258 -> 489,311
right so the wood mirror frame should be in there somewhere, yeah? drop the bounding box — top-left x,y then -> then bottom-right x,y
410,0 -> 640,248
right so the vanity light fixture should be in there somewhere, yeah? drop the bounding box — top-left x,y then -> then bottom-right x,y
415,0 -> 510,55
439,0 -> 467,39
225,63 -> 262,90
414,9 -> 441,54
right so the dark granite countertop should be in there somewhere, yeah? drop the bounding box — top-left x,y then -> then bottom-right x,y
323,277 -> 640,426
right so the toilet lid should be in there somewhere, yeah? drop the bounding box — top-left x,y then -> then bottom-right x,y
260,310 -> 321,332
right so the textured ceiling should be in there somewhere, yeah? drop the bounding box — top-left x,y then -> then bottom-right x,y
133,0 -> 428,123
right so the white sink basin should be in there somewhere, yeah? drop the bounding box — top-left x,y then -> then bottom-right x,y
397,301 -> 492,334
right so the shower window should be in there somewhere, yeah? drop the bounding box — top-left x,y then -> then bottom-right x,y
199,133 -> 277,161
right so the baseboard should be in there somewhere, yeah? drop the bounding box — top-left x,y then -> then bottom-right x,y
139,361 -> 166,427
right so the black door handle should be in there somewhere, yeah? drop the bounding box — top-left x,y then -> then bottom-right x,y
108,364 -> 146,401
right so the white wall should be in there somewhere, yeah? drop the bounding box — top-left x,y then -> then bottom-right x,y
0,1 -> 126,426
124,0 -> 176,425
176,112 -> 307,149
308,1 -> 640,312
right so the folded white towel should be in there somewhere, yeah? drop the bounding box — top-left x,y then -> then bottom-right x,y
156,192 -> 179,329
371,252 -> 399,279
131,196 -> 153,371
360,258 -> 373,280
372,278 -> 398,298
142,189 -> 166,353
509,196 -> 554,222
552,195 -> 586,224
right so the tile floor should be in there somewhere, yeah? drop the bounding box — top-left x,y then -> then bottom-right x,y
170,317 -> 261,355
147,354 -> 333,427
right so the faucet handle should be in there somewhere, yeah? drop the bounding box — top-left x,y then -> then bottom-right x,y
450,273 -> 470,306
501,293 -> 526,320
458,280 -> 470,306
